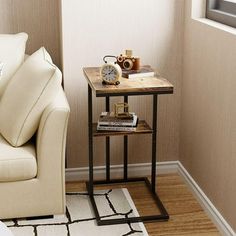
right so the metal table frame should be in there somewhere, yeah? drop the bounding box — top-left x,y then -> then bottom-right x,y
86,84 -> 169,226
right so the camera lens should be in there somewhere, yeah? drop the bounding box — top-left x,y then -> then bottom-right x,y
117,56 -> 123,62
123,59 -> 133,70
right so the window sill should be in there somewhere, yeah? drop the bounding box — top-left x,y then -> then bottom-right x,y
193,17 -> 236,36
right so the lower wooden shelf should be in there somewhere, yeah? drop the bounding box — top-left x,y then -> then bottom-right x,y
93,120 -> 153,137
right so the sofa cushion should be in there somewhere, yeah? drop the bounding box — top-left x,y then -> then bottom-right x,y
0,135 -> 37,182
0,33 -> 28,97
0,47 -> 62,147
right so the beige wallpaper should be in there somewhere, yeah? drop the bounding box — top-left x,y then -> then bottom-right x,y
0,0 -> 61,67
0,0 -> 184,168
61,0 -> 184,168
181,0 -> 236,231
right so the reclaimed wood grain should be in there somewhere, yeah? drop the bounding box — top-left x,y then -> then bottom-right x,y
83,67 -> 174,97
93,120 -> 152,137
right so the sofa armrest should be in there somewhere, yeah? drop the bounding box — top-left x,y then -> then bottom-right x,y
36,87 -> 70,181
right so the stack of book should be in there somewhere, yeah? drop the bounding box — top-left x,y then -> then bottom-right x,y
97,111 -> 138,131
122,65 -> 155,79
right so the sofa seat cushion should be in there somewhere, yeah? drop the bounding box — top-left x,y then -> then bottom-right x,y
0,33 -> 28,97
0,135 -> 37,182
0,47 -> 62,147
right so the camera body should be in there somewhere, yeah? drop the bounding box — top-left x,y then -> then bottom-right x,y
117,50 -> 140,71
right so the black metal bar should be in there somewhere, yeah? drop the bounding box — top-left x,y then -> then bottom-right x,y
86,84 -> 169,225
124,95 -> 128,180
89,177 -> 169,225
144,178 -> 169,217
93,177 -> 145,185
124,136 -> 128,180
95,90 -> 173,97
105,96 -> 110,181
26,215 -> 53,220
88,85 -> 93,196
152,94 -> 158,193
86,182 -> 101,223
97,214 -> 168,226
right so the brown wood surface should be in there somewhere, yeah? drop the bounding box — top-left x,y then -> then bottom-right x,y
66,174 -> 220,236
83,67 -> 174,96
93,120 -> 152,137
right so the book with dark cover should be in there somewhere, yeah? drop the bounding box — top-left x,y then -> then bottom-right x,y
122,65 -> 155,79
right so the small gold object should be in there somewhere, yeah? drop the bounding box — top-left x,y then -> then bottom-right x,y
114,102 -> 132,118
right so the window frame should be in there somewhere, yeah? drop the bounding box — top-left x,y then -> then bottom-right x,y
206,0 -> 236,28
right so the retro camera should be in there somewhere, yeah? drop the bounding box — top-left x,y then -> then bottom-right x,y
117,50 -> 140,70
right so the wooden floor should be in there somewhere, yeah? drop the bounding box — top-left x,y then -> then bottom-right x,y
66,173 -> 220,236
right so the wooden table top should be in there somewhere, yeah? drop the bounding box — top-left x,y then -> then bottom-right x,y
83,67 -> 174,97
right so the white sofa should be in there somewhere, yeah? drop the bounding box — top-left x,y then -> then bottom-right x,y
0,33 -> 70,219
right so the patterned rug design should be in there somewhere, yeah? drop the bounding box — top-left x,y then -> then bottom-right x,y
3,188 -> 148,236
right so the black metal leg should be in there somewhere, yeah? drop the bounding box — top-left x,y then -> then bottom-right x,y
152,94 -> 158,193
124,96 -> 128,180
88,85 -> 93,196
124,136 -> 128,180
92,177 -> 169,225
86,91 -> 169,225
105,97 -> 110,181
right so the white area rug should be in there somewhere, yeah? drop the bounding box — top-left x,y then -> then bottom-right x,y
3,188 -> 149,236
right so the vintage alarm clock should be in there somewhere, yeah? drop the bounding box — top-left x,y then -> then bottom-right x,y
100,55 -> 122,85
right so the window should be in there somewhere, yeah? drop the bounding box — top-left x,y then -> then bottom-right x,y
206,0 -> 236,28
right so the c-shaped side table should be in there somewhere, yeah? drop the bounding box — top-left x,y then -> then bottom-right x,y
83,67 -> 174,226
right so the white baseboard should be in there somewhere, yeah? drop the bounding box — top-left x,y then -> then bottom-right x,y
65,161 -> 179,181
65,161 -> 235,236
177,162 -> 235,236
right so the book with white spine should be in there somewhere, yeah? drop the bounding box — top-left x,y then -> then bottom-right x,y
122,65 -> 155,79
98,112 -> 137,126
96,125 -> 137,132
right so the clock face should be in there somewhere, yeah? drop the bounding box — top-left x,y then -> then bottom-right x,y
101,64 -> 119,84
100,62 -> 122,85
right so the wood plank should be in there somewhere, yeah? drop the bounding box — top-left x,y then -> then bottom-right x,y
83,67 -> 174,97
93,120 -> 152,137
66,174 -> 220,236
